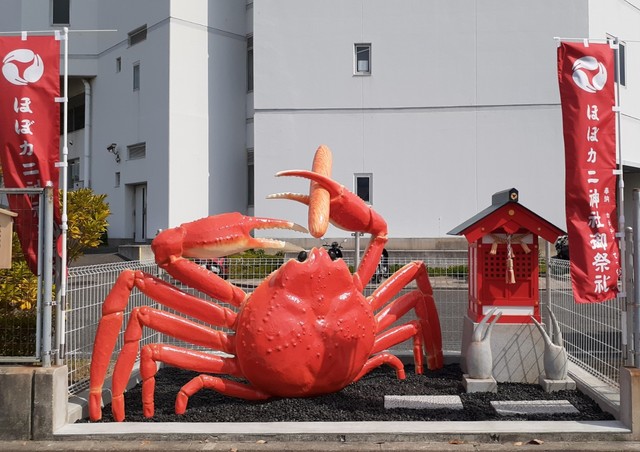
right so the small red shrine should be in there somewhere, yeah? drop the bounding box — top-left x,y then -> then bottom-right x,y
448,188 -> 565,324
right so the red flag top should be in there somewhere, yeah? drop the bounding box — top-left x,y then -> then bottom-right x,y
0,36 -> 60,274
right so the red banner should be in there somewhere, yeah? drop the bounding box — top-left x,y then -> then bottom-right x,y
0,36 -> 60,274
557,42 -> 620,303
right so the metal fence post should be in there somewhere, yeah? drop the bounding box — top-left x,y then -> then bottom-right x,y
632,189 -> 640,367
625,226 -> 634,366
41,184 -> 55,367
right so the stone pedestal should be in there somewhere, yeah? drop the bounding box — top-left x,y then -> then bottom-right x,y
538,375 -> 576,392
461,315 -> 545,383
462,374 -> 497,393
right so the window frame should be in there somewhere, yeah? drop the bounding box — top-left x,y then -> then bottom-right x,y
247,148 -> 254,207
128,25 -> 148,47
617,41 -> 626,87
127,142 -> 146,160
354,43 -> 371,76
133,62 -> 140,91
247,35 -> 254,92
354,173 -> 373,204
68,158 -> 80,189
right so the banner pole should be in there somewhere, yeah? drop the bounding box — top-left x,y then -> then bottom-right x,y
42,184 -> 54,367
611,37 -> 631,361
56,26 -> 69,365
613,37 -> 626,296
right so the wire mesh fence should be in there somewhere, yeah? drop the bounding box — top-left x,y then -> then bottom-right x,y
546,257 -> 623,388
65,254 -> 468,395
65,260 -> 159,394
0,188 -> 44,363
63,253 -> 625,396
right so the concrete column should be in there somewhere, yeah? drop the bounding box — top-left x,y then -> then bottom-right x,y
620,366 -> 640,440
0,365 -> 68,440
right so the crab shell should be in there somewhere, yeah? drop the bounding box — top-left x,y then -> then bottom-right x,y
234,247 -> 376,397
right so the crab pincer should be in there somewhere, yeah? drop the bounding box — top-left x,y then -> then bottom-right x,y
152,212 -> 307,267
268,170 -> 387,238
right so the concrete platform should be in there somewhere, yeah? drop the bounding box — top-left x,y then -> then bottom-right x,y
491,400 -> 579,416
54,420 -> 630,443
384,395 -> 463,410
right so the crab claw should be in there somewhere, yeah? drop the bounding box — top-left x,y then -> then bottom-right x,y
269,170 -> 387,237
152,212 -> 306,267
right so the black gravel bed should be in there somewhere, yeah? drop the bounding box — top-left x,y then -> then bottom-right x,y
80,364 -> 614,423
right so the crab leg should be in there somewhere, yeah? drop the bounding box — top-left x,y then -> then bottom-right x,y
176,375 -> 271,414
353,353 -> 406,382
139,344 -> 242,418
89,270 -> 238,421
109,306 -> 236,421
152,213 -> 305,306
371,321 -> 425,374
368,261 -> 443,370
269,170 -> 388,286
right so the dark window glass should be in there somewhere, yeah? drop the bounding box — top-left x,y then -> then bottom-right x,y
61,93 -> 85,133
247,149 -> 254,206
616,42 -> 626,86
52,0 -> 70,25
356,176 -> 370,203
128,25 -> 147,46
247,36 -> 254,92
133,63 -> 140,91
355,44 -> 371,74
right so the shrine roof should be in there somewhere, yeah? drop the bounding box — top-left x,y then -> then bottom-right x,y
447,188 -> 565,243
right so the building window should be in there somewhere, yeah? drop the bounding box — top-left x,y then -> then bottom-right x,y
52,0 -> 70,25
247,149 -> 254,207
616,41 -> 626,87
247,36 -> 254,92
116,57 -> 122,73
128,25 -> 147,46
354,43 -> 371,75
61,93 -> 85,134
127,142 -> 146,160
354,173 -> 372,204
115,172 -> 121,187
133,62 -> 140,91
68,158 -> 80,189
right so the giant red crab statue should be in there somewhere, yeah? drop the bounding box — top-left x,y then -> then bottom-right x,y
88,146 -> 443,422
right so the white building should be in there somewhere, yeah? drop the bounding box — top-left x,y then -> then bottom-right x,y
1,0 -> 640,249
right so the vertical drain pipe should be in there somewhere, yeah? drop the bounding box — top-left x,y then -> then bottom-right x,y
633,189 -> 640,367
82,78 -> 92,188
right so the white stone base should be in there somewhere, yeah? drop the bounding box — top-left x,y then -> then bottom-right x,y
538,375 -> 577,392
462,374 -> 497,393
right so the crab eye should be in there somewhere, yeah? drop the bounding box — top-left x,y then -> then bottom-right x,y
296,250 -> 308,262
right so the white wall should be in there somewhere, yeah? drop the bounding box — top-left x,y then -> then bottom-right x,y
253,0 -> 590,239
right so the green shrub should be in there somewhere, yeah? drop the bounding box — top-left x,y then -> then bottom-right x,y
0,188 -> 109,356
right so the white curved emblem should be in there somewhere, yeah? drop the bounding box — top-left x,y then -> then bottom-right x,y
2,49 -> 45,86
571,56 -> 607,93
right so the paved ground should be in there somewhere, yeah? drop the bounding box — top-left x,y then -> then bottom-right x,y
2,439 -> 640,451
